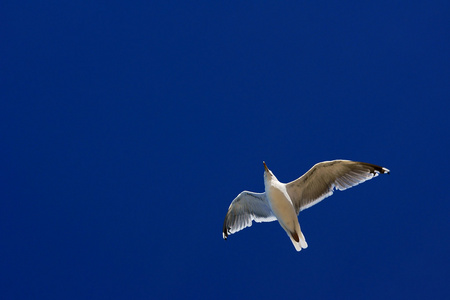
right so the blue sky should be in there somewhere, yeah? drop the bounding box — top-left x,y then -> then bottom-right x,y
2,1 -> 449,299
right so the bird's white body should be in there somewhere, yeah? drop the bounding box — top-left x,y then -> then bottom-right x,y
264,168 -> 307,251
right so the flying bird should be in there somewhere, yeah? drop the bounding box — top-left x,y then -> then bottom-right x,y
222,160 -> 390,251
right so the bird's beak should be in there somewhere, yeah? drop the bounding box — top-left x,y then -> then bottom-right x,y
263,161 -> 269,172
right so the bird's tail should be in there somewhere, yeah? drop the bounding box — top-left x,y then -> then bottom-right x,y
288,224 -> 308,252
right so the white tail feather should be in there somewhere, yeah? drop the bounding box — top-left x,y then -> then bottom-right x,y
287,230 -> 308,252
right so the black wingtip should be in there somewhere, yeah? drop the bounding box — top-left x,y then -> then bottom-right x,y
222,228 -> 229,240
363,162 -> 390,175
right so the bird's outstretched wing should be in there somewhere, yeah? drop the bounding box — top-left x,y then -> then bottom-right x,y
286,160 -> 390,215
223,191 -> 277,239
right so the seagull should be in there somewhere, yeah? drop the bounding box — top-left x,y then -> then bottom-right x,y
222,160 -> 389,251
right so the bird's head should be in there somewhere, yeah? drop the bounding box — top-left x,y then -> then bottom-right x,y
263,161 -> 274,179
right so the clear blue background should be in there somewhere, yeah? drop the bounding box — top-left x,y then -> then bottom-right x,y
2,1 -> 449,299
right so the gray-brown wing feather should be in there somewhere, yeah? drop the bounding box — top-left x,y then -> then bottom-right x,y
223,191 -> 277,239
286,160 -> 390,215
